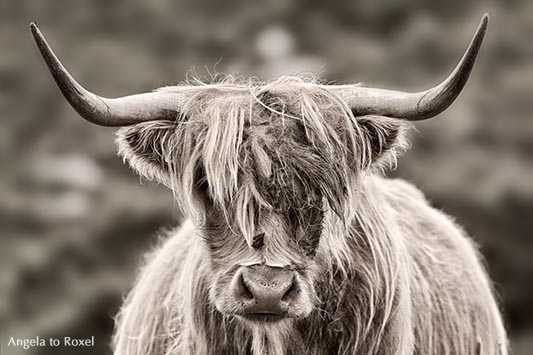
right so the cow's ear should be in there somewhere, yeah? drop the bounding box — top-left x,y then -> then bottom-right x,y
115,121 -> 178,186
355,115 -> 408,169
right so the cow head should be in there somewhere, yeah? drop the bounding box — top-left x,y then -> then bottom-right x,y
30,15 -> 488,326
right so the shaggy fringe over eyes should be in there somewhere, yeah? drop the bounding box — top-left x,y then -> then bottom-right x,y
117,76 -> 407,246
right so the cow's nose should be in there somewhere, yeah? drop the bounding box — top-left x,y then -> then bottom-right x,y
234,265 -> 298,315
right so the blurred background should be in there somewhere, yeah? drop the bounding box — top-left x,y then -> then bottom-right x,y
1,0 -> 532,354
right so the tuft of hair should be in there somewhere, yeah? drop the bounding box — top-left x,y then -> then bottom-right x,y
116,76 -> 408,247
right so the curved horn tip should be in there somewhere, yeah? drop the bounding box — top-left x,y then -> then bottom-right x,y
30,22 -> 46,46
29,22 -> 185,127
479,13 -> 489,34
481,13 -> 489,26
29,22 -> 39,35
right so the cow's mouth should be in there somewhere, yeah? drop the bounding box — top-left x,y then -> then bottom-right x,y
241,313 -> 287,323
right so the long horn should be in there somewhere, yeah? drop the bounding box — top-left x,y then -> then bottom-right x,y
330,14 -> 489,120
30,23 -> 185,126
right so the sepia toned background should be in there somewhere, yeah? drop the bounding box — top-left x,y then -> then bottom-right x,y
1,0 -> 532,354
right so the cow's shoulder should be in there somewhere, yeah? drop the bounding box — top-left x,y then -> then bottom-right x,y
380,177 -> 427,203
370,176 -> 429,211
141,219 -> 197,266
373,176 -> 467,245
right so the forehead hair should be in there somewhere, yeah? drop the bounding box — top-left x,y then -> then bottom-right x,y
132,77 -> 368,245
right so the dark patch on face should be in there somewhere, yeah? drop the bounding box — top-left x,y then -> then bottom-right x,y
252,233 -> 265,250
290,204 -> 325,257
252,142 -> 325,213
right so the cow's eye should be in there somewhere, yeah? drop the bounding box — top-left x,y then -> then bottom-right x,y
252,233 -> 265,250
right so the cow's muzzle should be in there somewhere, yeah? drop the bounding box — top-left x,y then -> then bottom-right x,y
232,264 -> 300,321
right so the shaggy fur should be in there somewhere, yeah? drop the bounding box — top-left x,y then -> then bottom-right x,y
112,77 -> 508,355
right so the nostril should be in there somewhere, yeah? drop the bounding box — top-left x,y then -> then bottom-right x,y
281,277 -> 298,303
235,273 -> 254,300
